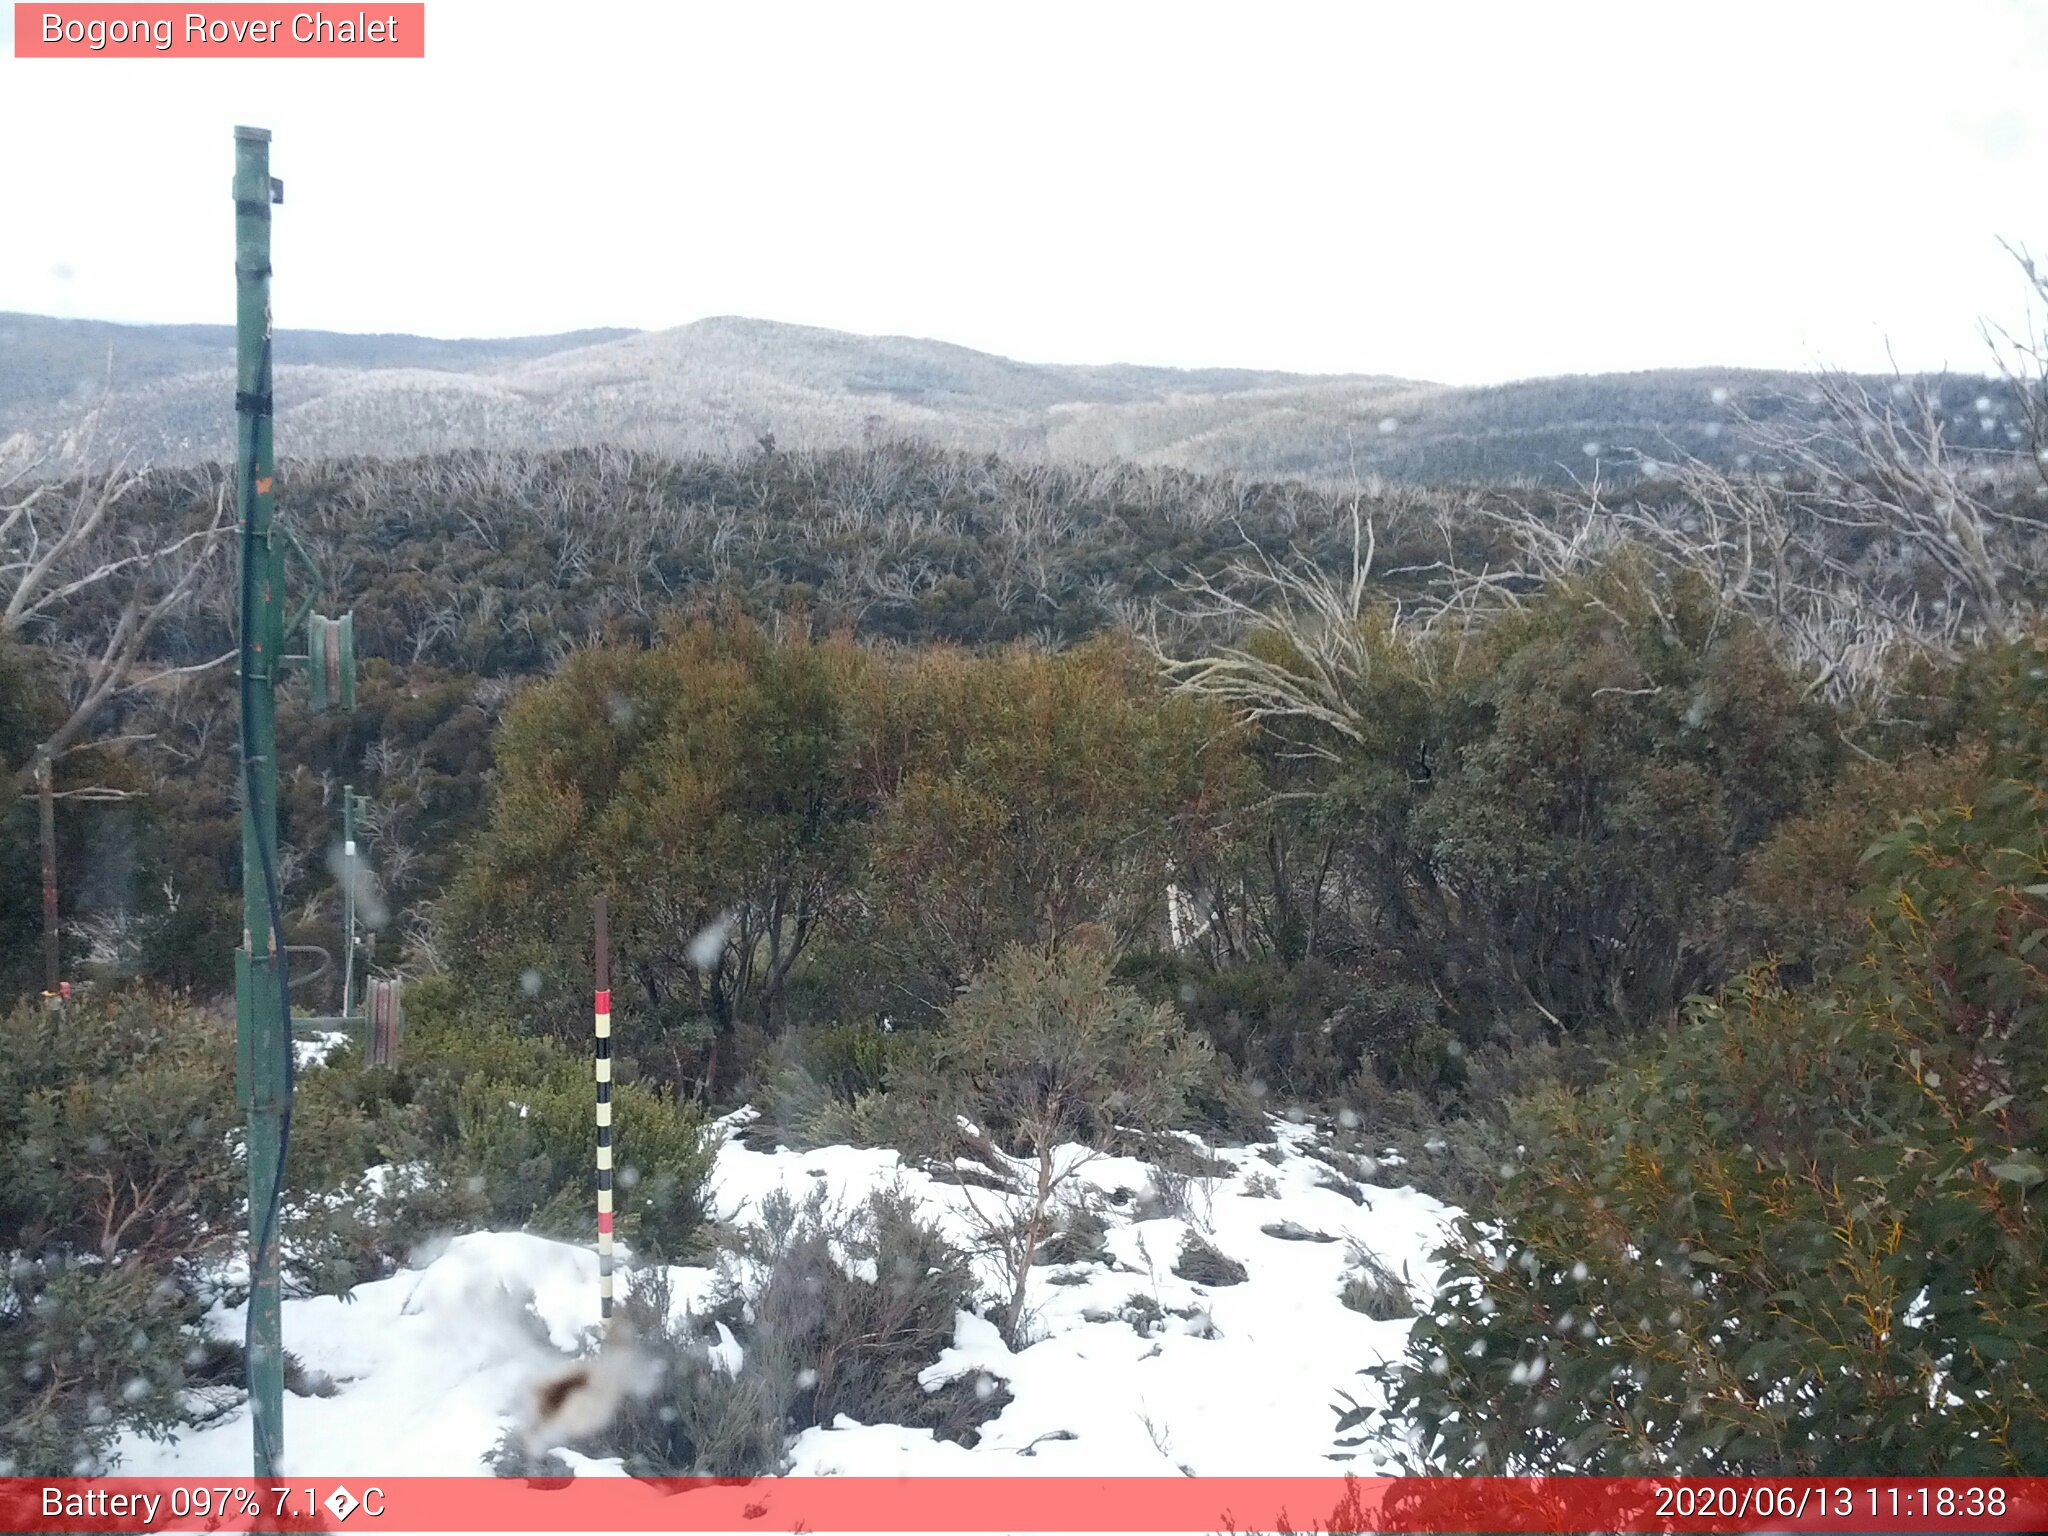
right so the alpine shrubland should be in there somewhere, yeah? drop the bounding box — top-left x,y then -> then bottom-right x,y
4,343 -> 2048,1476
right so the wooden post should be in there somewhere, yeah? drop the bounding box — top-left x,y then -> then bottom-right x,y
367,976 -> 402,1068
594,892 -> 613,1321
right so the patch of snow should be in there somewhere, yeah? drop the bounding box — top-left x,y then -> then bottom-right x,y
293,1031 -> 351,1069
112,1114 -> 1459,1479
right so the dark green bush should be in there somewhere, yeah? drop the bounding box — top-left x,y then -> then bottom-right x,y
802,1020 -> 902,1104
0,1256 -> 214,1476
1119,954 -> 1352,1097
454,1054 -> 715,1260
1374,640 -> 2048,1473
0,992 -> 281,1472
285,977 -> 717,1266
0,992 -> 243,1268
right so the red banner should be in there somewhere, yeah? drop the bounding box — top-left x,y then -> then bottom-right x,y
13,5 -> 425,58
4,1476 -> 2046,1533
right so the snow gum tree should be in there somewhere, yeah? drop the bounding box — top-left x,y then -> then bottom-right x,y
441,614 -> 873,1093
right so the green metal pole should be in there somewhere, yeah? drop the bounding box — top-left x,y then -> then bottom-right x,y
37,746 -> 58,1001
340,785 -> 358,1019
232,124 -> 288,1481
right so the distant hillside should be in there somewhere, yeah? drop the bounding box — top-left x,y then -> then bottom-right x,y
0,311 -> 2021,484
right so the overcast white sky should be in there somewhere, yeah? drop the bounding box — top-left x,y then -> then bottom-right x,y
2,0 -> 2044,384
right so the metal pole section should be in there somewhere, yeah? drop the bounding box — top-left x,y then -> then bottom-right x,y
595,892 -> 613,1322
232,124 -> 289,1480
36,746 -> 58,1000
340,784 -> 357,1020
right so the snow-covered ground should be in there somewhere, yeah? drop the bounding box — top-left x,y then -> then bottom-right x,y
113,1113 -> 1457,1480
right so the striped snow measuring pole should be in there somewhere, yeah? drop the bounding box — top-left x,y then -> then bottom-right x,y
594,892 -> 614,1320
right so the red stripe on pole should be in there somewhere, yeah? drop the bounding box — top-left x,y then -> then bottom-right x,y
595,988 -> 610,1012
5,1477 -> 2046,1532
597,1211 -> 614,1234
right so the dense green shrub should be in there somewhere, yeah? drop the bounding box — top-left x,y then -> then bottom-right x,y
1401,562 -> 1834,1040
937,941 -> 1214,1162
743,1019 -> 924,1153
440,616 -> 872,1094
0,992 -> 244,1267
841,637 -> 1252,1020
1,1256 -> 217,1476
1118,954 -> 1353,1097
442,623 -> 1250,1097
454,1054 -> 715,1260
1374,641 -> 2048,1473
797,1020 -> 903,1105
1727,742 -> 1990,980
0,993 -> 250,1472
285,978 -> 717,1267
1174,555 -> 1840,1068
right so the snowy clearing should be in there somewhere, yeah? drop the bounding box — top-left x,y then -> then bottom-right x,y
113,1113 -> 1457,1481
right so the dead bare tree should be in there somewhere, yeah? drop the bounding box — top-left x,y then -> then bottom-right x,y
1987,237 -> 2048,491
1143,354 -> 2045,789
1550,366 -> 2047,709
1745,372 -> 2037,627
3,419 -> 231,801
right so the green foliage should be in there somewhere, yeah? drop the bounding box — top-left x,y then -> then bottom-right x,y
1119,954 -> 1337,1096
747,1020 -> 908,1143
795,1064 -> 968,1164
841,636 -> 1252,1017
1,1255 -> 214,1476
59,443 -> 1367,1005
454,1055 -> 715,1259
0,638 -> 147,1003
0,992 -> 243,1267
1137,557 -> 1839,1118
1377,640 -> 2048,1473
444,622 -> 1249,1096
0,992 -> 263,1472
936,941 -> 1214,1161
936,941 -> 1217,1341
0,637 -> 59,1004
442,616 -> 871,1091
802,1020 -> 901,1103
369,981 -> 718,1260
581,1184 -> 993,1476
1730,743 -> 1990,980
1402,559 -> 1833,1039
